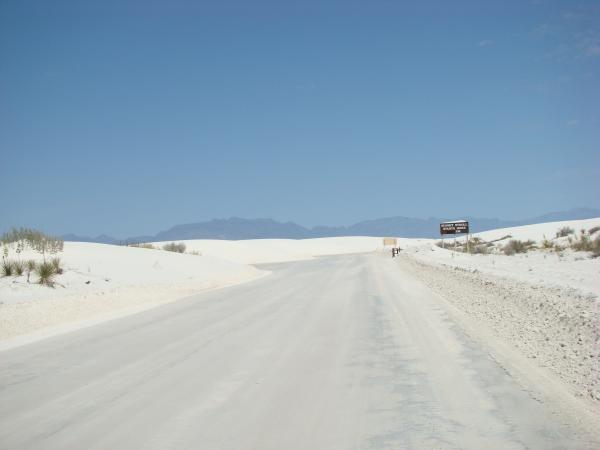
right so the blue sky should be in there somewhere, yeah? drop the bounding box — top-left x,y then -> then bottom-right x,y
1,0 -> 599,237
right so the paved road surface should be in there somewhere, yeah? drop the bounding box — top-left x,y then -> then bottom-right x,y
0,254 -> 594,449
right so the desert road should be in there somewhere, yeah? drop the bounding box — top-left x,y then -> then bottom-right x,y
0,253 -> 595,449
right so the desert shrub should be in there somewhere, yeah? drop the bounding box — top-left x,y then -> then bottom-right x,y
591,236 -> 600,258
540,237 -> 554,249
0,227 -> 63,256
470,244 -> 490,254
129,243 -> 156,250
556,226 -> 574,238
36,261 -> 56,287
162,242 -> 186,253
569,231 -> 600,256
1,259 -> 14,276
13,260 -> 24,276
503,239 -> 536,255
435,240 -> 461,250
589,226 -> 600,235
435,237 -> 490,254
188,250 -> 202,256
50,257 -> 63,274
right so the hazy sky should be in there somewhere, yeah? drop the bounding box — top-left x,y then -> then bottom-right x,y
1,0 -> 599,237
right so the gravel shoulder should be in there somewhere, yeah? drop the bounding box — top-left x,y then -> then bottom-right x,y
396,253 -> 600,434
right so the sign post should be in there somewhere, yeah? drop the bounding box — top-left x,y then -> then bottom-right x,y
439,220 -> 470,252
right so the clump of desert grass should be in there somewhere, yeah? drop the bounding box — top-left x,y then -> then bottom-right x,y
50,257 -> 63,274
1,259 -> 27,277
556,226 -> 575,238
128,243 -> 156,250
13,260 -> 24,276
503,239 -> 537,255
1,259 -> 14,277
36,261 -> 57,287
569,230 -> 600,257
435,237 -> 492,254
540,236 -> 564,252
1,227 -> 63,256
162,242 -> 186,253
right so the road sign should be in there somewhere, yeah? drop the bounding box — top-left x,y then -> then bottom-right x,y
440,221 -> 469,235
383,237 -> 397,247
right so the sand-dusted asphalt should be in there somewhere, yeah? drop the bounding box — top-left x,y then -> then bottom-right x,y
0,253 -> 595,449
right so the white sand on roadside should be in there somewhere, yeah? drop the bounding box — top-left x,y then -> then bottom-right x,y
0,242 -> 265,344
404,218 -> 600,298
0,237 -> 386,346
2,221 -> 599,349
153,236 -> 386,265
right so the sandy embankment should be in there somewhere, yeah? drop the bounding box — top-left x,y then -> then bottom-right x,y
399,218 -> 600,408
405,218 -> 600,298
0,243 -> 265,347
0,237 -> 385,347
151,236 -> 385,264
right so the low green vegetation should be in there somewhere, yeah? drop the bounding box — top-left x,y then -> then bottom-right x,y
0,255 -> 64,286
13,260 -> 24,276
128,243 -> 156,250
51,257 -> 63,274
435,225 -> 599,258
569,230 -> 600,257
436,237 -> 492,254
502,239 -> 536,255
1,259 -> 14,276
0,227 -> 66,286
1,227 -> 64,257
36,261 -> 56,287
162,242 -> 186,253
556,226 -> 574,238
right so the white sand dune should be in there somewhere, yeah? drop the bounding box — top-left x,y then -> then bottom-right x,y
0,237 -> 386,345
474,218 -> 600,242
0,242 -> 265,345
154,236 -> 385,265
0,242 -> 263,305
406,218 -> 600,297
2,220 -> 599,347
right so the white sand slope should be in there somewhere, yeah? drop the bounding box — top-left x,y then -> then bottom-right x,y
474,218 -> 600,242
406,218 -> 600,298
2,220 -> 599,348
0,242 -> 264,345
154,236 -> 385,265
0,237 -> 385,346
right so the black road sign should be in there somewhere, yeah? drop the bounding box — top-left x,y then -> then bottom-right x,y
440,221 -> 469,235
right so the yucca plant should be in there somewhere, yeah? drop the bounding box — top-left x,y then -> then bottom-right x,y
50,257 -> 63,274
13,260 -> 24,276
1,259 -> 13,277
37,261 -> 56,287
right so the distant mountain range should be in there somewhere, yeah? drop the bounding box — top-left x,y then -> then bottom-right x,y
62,207 -> 600,244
